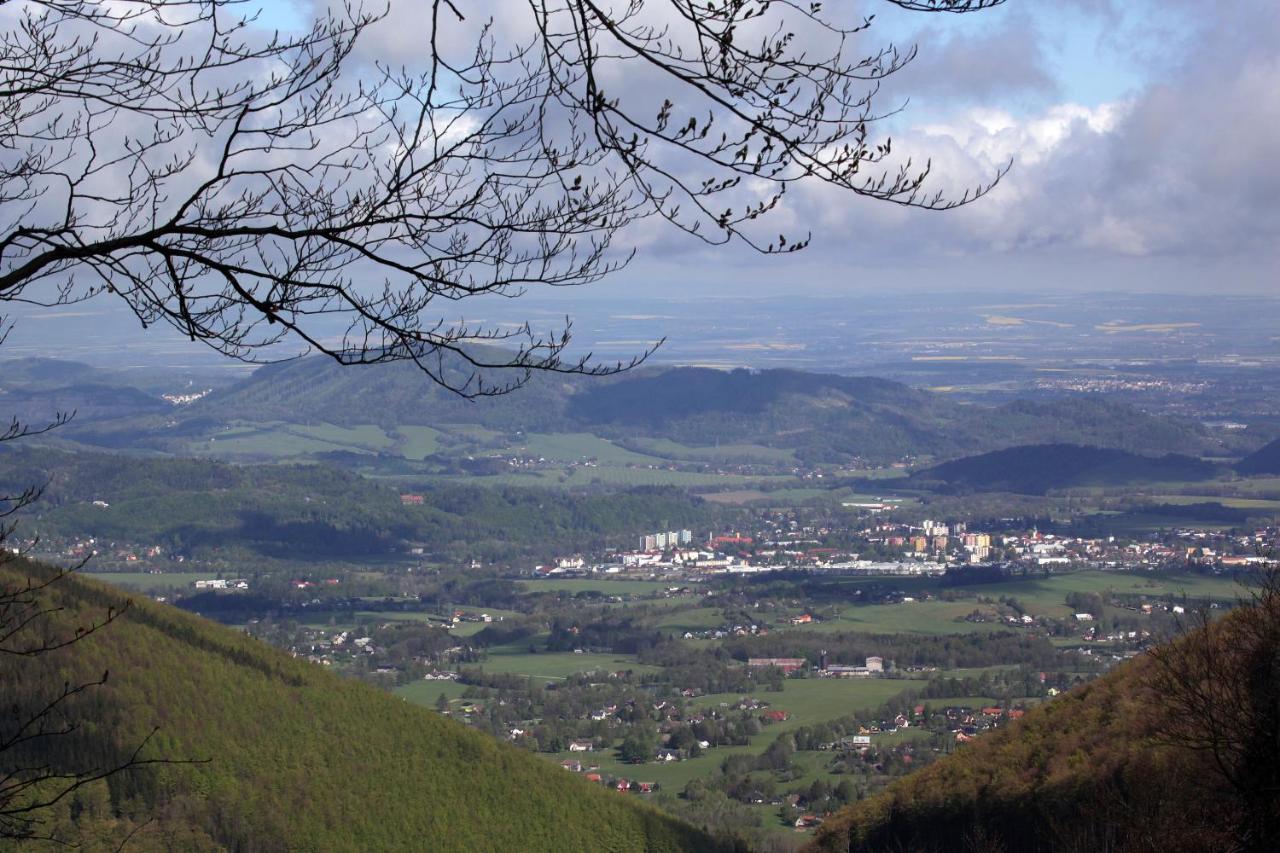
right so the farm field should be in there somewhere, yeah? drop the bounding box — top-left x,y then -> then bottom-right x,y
393,678 -> 472,705
1222,476 -> 1280,497
518,432 -> 665,466
289,423 -> 396,451
187,421 -> 399,458
474,650 -> 661,681
191,424 -> 350,457
87,571 -> 226,591
692,679 -> 910,734
969,570 -> 1245,611
625,437 -> 799,465
1148,493 -> 1280,510
393,425 -> 444,459
354,611 -> 450,626
428,467 -> 796,489
521,578 -> 679,595
803,600 -> 1002,635
652,606 -> 729,634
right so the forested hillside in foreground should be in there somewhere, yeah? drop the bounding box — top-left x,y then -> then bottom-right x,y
0,560 -> 731,852
805,582 -> 1280,853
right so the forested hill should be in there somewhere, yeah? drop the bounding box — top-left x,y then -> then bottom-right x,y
0,446 -> 726,562
186,348 -> 576,432
914,443 -> 1224,494
1237,437 -> 1280,475
0,560 -> 730,852
180,357 -> 1216,463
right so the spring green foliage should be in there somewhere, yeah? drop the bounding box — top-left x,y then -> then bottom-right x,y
0,559 -> 733,852
0,447 -> 724,561
805,598 -> 1280,853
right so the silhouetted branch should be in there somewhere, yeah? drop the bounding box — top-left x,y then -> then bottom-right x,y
0,0 -> 1004,397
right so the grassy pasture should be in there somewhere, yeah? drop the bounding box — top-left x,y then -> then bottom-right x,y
87,571 -> 225,591
475,651 -> 660,681
518,432 -> 665,466
704,487 -> 847,506
1224,477 -> 1280,497
803,601 -> 1000,636
695,679 -> 910,732
394,679 -> 473,705
625,437 -> 799,465
288,423 -> 395,450
393,425 -> 444,459
428,467 -> 794,489
192,425 -> 342,457
970,570 -> 1245,611
190,421 -> 398,458
521,578 -> 675,595
1148,493 -> 1280,511
354,611 -> 450,626
651,606 -> 727,634
448,621 -> 492,637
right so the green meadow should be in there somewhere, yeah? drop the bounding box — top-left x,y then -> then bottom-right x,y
521,578 -> 677,595
87,571 -> 226,591
474,650 -> 661,681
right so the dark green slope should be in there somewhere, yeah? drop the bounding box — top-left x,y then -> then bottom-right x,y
0,446 -> 723,562
186,349 -> 579,432
914,443 -> 1222,494
1237,437 -> 1280,475
1,560 -> 729,852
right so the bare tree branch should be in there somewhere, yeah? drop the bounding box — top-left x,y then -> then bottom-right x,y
0,0 -> 1005,397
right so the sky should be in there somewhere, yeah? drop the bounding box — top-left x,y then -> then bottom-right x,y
2,1 -> 1277,365
246,0 -> 1280,300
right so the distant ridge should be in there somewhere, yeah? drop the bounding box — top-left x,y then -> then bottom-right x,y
914,443 -> 1222,494
185,359 -> 1215,465
0,355 -> 1220,465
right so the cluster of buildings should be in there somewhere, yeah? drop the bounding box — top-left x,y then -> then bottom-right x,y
865,520 -> 994,561
820,655 -> 885,678
639,529 -> 693,550
746,655 -> 887,677
534,516 -> 1278,583
160,388 -> 212,405
193,578 -> 249,590
557,760 -> 661,796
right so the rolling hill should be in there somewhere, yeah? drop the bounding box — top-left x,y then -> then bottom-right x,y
913,443 -> 1224,494
1,354 -> 1224,468
0,446 -> 727,562
0,559 -> 730,851
1237,437 -> 1280,475
169,359 -> 1216,465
